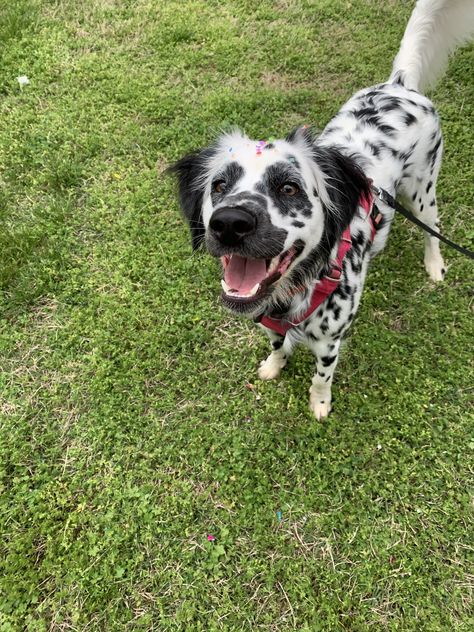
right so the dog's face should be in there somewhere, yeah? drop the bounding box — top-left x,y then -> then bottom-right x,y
170,127 -> 369,316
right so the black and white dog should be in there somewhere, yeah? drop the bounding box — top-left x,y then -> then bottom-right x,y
170,0 -> 474,419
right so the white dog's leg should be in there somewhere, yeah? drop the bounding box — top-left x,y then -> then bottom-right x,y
308,337 -> 341,420
258,328 -> 294,381
415,183 -> 446,282
403,139 -> 446,282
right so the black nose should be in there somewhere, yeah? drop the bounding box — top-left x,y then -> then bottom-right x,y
209,207 -> 257,247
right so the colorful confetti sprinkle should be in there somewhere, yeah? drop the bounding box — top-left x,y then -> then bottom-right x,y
207,534 -> 216,541
277,510 -> 282,522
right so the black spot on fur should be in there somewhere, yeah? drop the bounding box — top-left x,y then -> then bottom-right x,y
379,95 -> 404,110
378,123 -> 397,136
426,181 -> 433,193
352,106 -> 378,119
426,137 -> 442,167
404,112 -> 417,126
335,283 -> 349,300
352,230 -> 366,249
333,321 -> 347,338
257,161 -> 312,219
364,141 -> 387,157
210,162 -> 246,206
272,339 -> 283,350
292,220 -> 305,228
399,141 -> 418,164
352,107 -> 397,136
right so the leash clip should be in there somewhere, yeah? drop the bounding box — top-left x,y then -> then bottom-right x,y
371,185 -> 386,204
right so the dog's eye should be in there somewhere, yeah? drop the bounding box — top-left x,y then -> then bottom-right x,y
213,180 -> 227,194
279,182 -> 300,196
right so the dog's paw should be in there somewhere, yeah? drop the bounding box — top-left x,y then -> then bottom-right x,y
309,388 -> 332,420
424,255 -> 446,282
258,354 -> 286,381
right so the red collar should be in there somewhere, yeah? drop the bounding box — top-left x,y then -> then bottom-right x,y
258,191 -> 380,336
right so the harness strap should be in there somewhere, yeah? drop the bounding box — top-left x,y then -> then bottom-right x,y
259,192 -> 378,335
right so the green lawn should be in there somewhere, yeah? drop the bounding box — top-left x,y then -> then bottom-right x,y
1,1 -> 473,629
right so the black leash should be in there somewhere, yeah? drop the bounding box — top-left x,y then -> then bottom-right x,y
372,186 -> 474,260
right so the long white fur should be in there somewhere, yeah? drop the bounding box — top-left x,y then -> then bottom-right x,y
390,0 -> 474,92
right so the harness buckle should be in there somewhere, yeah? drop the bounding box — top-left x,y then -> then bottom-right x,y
325,267 -> 342,282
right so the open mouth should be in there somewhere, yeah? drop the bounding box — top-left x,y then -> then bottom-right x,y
220,248 -> 297,305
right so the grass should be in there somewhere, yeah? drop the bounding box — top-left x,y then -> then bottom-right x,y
0,0 -> 473,629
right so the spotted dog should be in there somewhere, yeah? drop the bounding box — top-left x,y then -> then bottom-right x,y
170,0 -> 474,419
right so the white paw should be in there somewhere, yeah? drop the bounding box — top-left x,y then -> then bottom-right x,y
424,256 -> 446,282
258,355 -> 286,381
309,388 -> 332,420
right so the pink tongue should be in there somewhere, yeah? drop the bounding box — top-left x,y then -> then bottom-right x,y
224,255 -> 267,293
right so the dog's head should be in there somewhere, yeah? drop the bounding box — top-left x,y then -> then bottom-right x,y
169,127 -> 370,316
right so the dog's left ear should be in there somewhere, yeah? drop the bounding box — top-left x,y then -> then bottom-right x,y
287,128 -> 370,232
313,146 -> 371,238
168,148 -> 214,250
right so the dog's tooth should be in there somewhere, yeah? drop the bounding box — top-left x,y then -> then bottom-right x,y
267,256 -> 279,275
248,282 -> 260,296
221,279 -> 232,293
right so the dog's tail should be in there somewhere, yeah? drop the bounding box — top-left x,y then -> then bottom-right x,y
390,0 -> 474,93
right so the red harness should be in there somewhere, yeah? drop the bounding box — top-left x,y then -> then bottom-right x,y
259,192 -> 380,336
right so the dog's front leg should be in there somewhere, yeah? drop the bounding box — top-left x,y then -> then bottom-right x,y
308,337 -> 341,420
258,327 -> 293,381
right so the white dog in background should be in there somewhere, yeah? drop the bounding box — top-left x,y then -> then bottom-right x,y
170,1 -> 474,419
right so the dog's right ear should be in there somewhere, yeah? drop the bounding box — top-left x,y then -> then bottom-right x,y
168,148 -> 214,250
